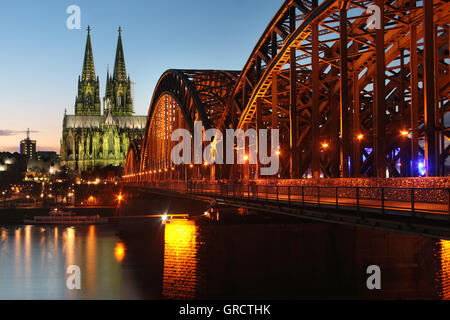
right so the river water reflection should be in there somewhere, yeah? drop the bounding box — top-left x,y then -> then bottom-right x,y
0,221 -> 448,300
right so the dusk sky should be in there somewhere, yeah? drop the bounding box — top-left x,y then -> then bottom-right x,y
0,0 -> 280,153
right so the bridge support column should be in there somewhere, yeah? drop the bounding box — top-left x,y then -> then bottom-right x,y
410,18 -> 419,177
423,0 -> 438,177
312,22 -> 320,179
272,71 -> 278,130
256,97 -> 262,179
399,49 -> 409,177
339,4 -> 350,178
374,0 -> 386,178
289,48 -> 299,179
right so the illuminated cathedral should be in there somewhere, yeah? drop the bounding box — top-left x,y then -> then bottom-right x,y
60,27 -> 146,172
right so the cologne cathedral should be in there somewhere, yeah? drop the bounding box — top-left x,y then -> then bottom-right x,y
60,27 -> 146,172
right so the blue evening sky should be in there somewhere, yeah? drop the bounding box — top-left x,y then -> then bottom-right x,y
0,0 -> 281,152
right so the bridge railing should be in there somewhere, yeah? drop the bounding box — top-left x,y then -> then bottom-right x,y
186,182 -> 450,218
126,180 -> 449,218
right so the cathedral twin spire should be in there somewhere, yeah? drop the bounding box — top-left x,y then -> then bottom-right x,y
75,26 -> 133,117
113,27 -> 127,82
81,26 -> 96,81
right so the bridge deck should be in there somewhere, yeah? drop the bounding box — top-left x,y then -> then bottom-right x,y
126,182 -> 450,239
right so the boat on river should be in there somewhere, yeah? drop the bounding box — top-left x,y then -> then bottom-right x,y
24,208 -> 108,225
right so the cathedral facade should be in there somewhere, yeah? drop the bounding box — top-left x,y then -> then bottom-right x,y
60,27 -> 146,172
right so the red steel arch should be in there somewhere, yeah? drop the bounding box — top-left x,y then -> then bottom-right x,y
124,139 -> 142,177
126,0 -> 449,183
138,69 -> 239,180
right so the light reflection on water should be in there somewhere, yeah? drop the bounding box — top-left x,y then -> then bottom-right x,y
0,225 -> 138,300
161,219 -> 450,300
0,222 -> 449,300
163,220 -> 200,299
438,240 -> 450,300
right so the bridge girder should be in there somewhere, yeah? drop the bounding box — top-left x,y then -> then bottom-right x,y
124,139 -> 142,176
125,0 -> 449,183
138,69 -> 239,180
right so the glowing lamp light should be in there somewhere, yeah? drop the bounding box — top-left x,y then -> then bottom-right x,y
114,242 -> 126,263
189,164 -> 194,168
243,155 -> 249,161
321,143 -> 329,149
161,214 -> 168,221
400,130 -> 409,137
275,150 -> 281,156
357,134 -> 364,141
418,161 -> 426,176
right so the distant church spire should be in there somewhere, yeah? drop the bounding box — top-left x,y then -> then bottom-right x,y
113,26 -> 127,81
82,26 -> 96,81
75,26 -> 101,115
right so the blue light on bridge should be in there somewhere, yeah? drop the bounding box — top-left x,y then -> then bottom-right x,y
418,161 -> 426,177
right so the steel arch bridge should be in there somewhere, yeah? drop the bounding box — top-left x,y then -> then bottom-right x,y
124,0 -> 449,183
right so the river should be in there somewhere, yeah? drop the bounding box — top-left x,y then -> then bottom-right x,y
0,219 -> 448,299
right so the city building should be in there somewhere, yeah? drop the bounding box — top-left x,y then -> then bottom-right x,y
36,151 -> 58,163
0,152 -> 28,187
60,27 -> 146,173
19,129 -> 36,160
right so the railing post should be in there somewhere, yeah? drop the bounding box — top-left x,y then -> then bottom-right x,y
356,187 -> 360,214
248,184 -> 250,198
381,187 -> 385,214
288,186 -> 291,205
447,188 -> 450,220
302,186 -> 305,206
276,186 -> 279,202
317,186 -> 320,207
411,188 -> 415,218
335,187 -> 338,209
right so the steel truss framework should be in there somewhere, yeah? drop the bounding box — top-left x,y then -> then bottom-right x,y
124,139 -> 142,176
125,0 -> 449,182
